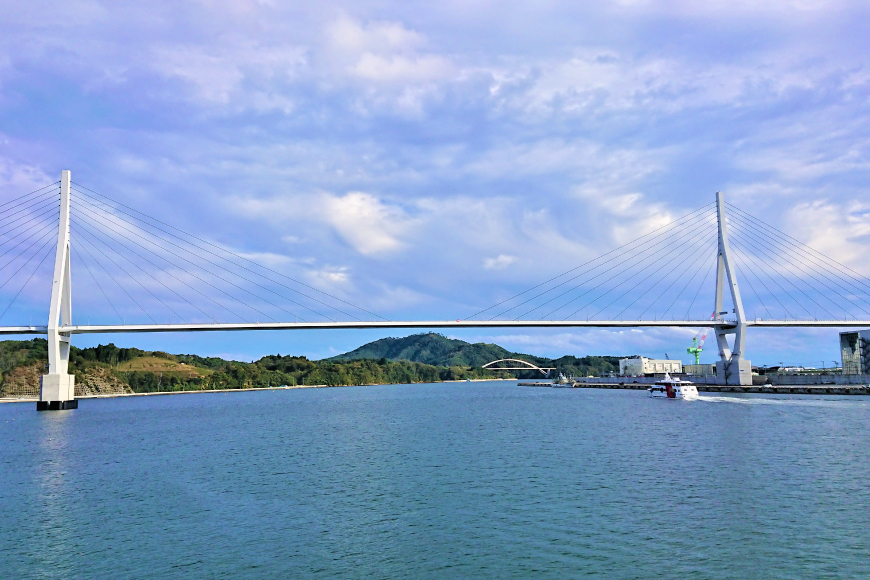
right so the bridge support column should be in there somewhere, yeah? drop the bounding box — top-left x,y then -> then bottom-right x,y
714,192 -> 752,386
38,170 -> 76,411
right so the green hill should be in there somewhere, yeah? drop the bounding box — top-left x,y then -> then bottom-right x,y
327,333 -> 519,367
327,332 -> 622,377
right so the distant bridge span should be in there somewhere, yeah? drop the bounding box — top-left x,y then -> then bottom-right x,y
481,358 -> 555,376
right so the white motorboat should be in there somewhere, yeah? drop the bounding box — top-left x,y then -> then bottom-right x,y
648,373 -> 698,400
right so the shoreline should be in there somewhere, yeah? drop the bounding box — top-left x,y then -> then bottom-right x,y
0,378 -> 517,404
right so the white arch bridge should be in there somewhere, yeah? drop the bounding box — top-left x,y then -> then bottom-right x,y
4,171 -> 870,409
481,359 -> 555,376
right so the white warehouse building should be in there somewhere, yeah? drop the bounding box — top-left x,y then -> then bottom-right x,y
619,356 -> 682,377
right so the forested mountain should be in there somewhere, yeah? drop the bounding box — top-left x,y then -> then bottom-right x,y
327,333 -> 623,377
327,333 -> 515,367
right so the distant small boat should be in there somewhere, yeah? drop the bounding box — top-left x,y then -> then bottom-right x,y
648,373 -> 698,400
552,373 -> 572,388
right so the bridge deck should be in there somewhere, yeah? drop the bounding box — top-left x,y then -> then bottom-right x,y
2,319 -> 870,335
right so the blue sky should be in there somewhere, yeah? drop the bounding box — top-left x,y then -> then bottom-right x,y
1,0 -> 869,366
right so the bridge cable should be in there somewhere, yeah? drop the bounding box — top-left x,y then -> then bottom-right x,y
541,208 -> 717,319
728,249 -> 774,319
72,222 -> 186,323
726,236 -> 801,319
683,257 -> 718,320
71,193 -> 327,322
540,223 -> 708,319
71,201 -> 315,323
538,208 -> 718,319
72,190 -> 347,322
577,230 -> 715,321
0,239 -> 56,322
613,233 -> 718,320
727,227 -> 837,319
71,209 -> 260,323
727,241 -> 796,319
488,205 -> 716,319
0,204 -> 63,255
725,209 -> 870,316
71,225 -> 168,324
583,224 -> 719,320
71,183 -> 385,321
0,190 -> 60,228
635,237 -> 719,320
71,215 -> 227,324
727,222 -> 868,318
0,228 -> 57,295
467,201 -> 716,319
0,191 -> 58,224
726,202 -> 870,297
727,225 -> 836,317
0,197 -> 62,234
71,245 -> 124,324
661,243 -> 718,319
505,207 -> 717,319
70,232 -> 155,323
0,217 -> 60,279
0,182 -> 59,211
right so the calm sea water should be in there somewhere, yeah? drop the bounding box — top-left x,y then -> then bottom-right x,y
2,382 -> 869,579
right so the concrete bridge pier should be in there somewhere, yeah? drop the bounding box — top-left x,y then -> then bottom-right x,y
38,170 -> 76,411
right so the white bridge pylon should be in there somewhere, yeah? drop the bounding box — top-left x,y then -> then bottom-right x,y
15,171 -> 870,409
38,170 -> 75,410
482,359 -> 555,376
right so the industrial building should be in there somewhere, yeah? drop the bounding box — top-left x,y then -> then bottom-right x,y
840,330 -> 870,375
619,356 -> 682,377
683,364 -> 716,377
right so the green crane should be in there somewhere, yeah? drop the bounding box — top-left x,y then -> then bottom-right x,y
687,316 -> 715,366
687,336 -> 703,365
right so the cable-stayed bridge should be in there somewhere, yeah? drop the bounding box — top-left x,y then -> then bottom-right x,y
2,171 -> 870,409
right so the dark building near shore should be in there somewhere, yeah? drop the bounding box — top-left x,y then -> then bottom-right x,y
840,330 -> 870,375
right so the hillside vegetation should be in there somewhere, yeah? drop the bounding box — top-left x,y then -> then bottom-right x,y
0,334 -> 624,398
0,339 -> 499,398
329,333 -> 622,378
328,333 -> 513,367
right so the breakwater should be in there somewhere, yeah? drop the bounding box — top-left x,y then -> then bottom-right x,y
519,381 -> 870,395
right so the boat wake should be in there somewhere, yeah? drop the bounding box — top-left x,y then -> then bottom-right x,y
696,395 -> 868,408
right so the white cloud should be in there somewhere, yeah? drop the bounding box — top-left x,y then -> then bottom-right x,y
320,192 -> 411,255
784,200 -> 870,273
150,41 -> 307,105
483,254 -> 516,270
324,14 -> 454,86
326,14 -> 425,55
0,154 -> 54,193
306,266 -> 350,285
352,53 -> 452,83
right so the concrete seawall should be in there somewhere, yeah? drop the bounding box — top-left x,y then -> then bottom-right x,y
572,374 -> 870,387
556,382 -> 870,395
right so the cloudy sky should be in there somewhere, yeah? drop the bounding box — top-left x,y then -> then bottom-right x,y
1,0 -> 869,366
